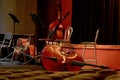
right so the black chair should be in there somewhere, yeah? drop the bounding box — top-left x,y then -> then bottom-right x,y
0,33 -> 13,58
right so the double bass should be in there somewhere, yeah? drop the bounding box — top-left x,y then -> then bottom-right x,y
48,0 -> 68,40
41,0 -> 84,71
41,45 -> 84,71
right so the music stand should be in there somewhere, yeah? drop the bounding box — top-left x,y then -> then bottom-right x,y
30,13 -> 44,52
8,13 -> 20,35
30,13 -> 44,28
22,13 -> 45,65
9,13 -> 20,46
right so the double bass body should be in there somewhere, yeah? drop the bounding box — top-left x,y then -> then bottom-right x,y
41,44 -> 84,71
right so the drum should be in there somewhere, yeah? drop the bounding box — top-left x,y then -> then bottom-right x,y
14,38 -> 33,62
28,45 -> 36,57
15,38 -> 30,54
16,38 -> 28,47
41,44 -> 84,71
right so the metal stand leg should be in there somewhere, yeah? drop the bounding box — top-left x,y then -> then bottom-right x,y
82,44 -> 97,64
3,52 -> 13,59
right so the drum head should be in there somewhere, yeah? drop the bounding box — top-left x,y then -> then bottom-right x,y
16,38 -> 28,47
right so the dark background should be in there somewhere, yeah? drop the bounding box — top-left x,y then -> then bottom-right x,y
37,0 -> 120,45
71,0 -> 120,44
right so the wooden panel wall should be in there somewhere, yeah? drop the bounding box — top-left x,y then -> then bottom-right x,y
16,0 -> 37,35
